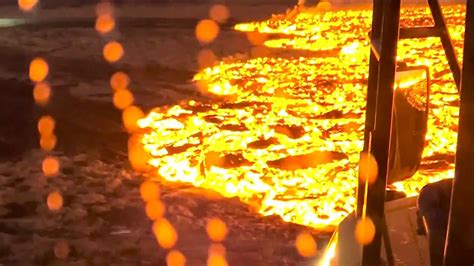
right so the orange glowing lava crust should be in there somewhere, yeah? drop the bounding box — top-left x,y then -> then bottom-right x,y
136,5 -> 463,229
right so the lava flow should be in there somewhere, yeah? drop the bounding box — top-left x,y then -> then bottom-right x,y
135,5 -> 464,230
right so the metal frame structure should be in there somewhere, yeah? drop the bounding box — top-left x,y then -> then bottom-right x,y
357,0 -> 471,265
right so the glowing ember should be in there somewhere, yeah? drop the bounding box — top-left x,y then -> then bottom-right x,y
296,232 -> 318,257
137,5 -> 463,229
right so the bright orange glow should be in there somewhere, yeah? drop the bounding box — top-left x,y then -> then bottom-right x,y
166,250 -> 186,266
207,253 -> 228,266
29,58 -> 49,83
113,89 -> 134,110
206,218 -> 228,242
18,0 -> 38,12
140,181 -> 160,202
153,218 -> 178,249
54,240 -> 69,259
355,217 -> 375,245
103,41 -> 124,63
47,191 -> 63,211
42,156 -> 60,177
137,5 -> 463,229
110,71 -> 130,91
96,13 -> 115,34
358,152 -> 378,185
209,4 -> 230,24
40,134 -> 57,151
128,134 -> 150,171
197,49 -> 217,69
33,82 -> 51,106
296,232 -> 317,257
196,19 -> 220,44
146,199 -> 165,220
246,31 -> 268,46
123,105 -> 144,132
38,115 -> 55,136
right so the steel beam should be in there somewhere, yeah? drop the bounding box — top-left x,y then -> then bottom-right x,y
444,0 -> 474,264
361,0 -> 400,264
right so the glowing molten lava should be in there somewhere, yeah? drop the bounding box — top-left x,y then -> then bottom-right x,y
136,5 -> 463,229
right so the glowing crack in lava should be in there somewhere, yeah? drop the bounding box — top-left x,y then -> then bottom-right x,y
136,5 -> 464,229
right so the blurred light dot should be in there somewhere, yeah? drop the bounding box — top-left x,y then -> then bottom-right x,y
40,134 -> 57,151
209,4 -> 230,24
18,0 -> 38,12
103,41 -> 124,63
110,71 -> 130,91
128,135 -> 149,171
196,19 -> 219,44
146,200 -> 165,220
122,105 -> 144,132
42,156 -> 60,177
355,217 -> 376,245
95,13 -> 115,34
29,58 -> 49,83
246,31 -> 268,46
140,180 -> 160,202
358,152 -> 378,184
95,1 -> 114,16
54,240 -> 69,259
166,250 -> 186,266
47,191 -> 63,211
153,218 -> 178,249
316,0 -> 332,11
208,243 -> 226,256
33,82 -> 51,106
113,89 -> 134,110
197,49 -> 217,69
207,253 -> 228,266
206,218 -> 228,242
38,115 -> 55,136
296,232 -> 317,257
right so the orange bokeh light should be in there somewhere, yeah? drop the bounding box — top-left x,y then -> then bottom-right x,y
103,41 -> 124,63
358,152 -> 378,185
113,89 -> 134,110
355,217 -> 376,245
246,31 -> 268,46
96,13 -> 115,34
54,240 -> 69,259
29,57 -> 49,83
42,156 -> 60,177
197,49 -> 217,69
47,191 -> 63,211
122,105 -> 144,132
295,232 -> 317,257
140,181 -> 160,202
95,1 -> 114,16
18,0 -> 38,12
110,71 -> 130,91
146,200 -> 165,220
206,218 -> 228,242
196,19 -> 220,44
33,82 -> 51,106
153,218 -> 178,249
207,253 -> 228,266
38,115 -> 55,136
128,134 -> 150,171
209,4 -> 230,24
40,134 -> 57,151
166,250 -> 186,266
